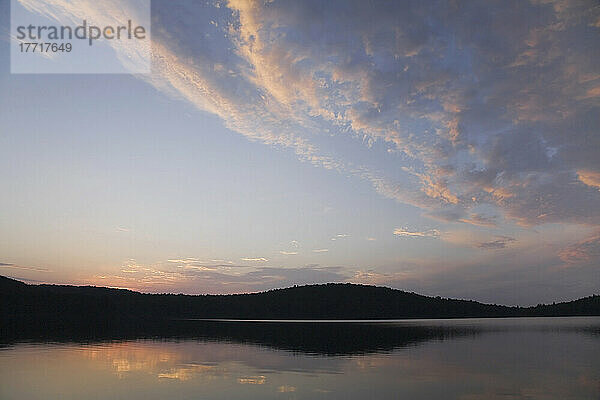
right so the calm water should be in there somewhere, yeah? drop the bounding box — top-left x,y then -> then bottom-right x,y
1,317 -> 599,399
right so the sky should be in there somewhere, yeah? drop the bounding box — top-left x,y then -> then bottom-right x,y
0,0 -> 599,305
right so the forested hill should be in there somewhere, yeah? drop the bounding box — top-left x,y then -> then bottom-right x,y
1,275 -> 599,323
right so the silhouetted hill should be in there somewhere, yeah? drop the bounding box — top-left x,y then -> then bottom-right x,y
0,275 -> 27,293
1,276 -> 599,334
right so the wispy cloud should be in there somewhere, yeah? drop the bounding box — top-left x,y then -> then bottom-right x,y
393,228 -> 440,238
559,231 -> 600,265
0,263 -> 51,272
331,234 -> 350,241
439,230 -> 518,250
240,257 -> 268,262
476,236 -> 516,250
167,258 -> 200,264
577,170 -> 600,191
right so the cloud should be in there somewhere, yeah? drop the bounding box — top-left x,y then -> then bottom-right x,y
393,228 -> 440,238
0,263 -> 50,272
167,258 -> 201,264
182,265 -> 219,272
437,230 -> 518,250
355,247 -> 599,305
577,170 -> 600,191
559,232 -> 600,265
312,249 -> 329,253
279,251 -> 298,256
240,257 -> 268,262
86,261 -> 348,294
330,234 -> 350,241
476,236 -> 517,250
18,0 -> 600,230
223,0 -> 600,226
350,269 -> 416,287
459,213 -> 498,227
424,207 -> 469,223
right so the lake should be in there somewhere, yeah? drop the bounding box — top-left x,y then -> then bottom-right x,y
1,317 -> 599,399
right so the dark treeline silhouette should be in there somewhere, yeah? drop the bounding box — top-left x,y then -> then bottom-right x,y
2,275 -> 599,339
2,275 -> 599,352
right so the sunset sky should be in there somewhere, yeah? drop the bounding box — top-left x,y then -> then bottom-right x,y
1,0 -> 599,305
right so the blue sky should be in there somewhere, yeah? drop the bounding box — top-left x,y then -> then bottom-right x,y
0,0 -> 599,305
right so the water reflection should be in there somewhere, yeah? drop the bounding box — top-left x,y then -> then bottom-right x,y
1,318 -> 481,355
0,318 -> 599,399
